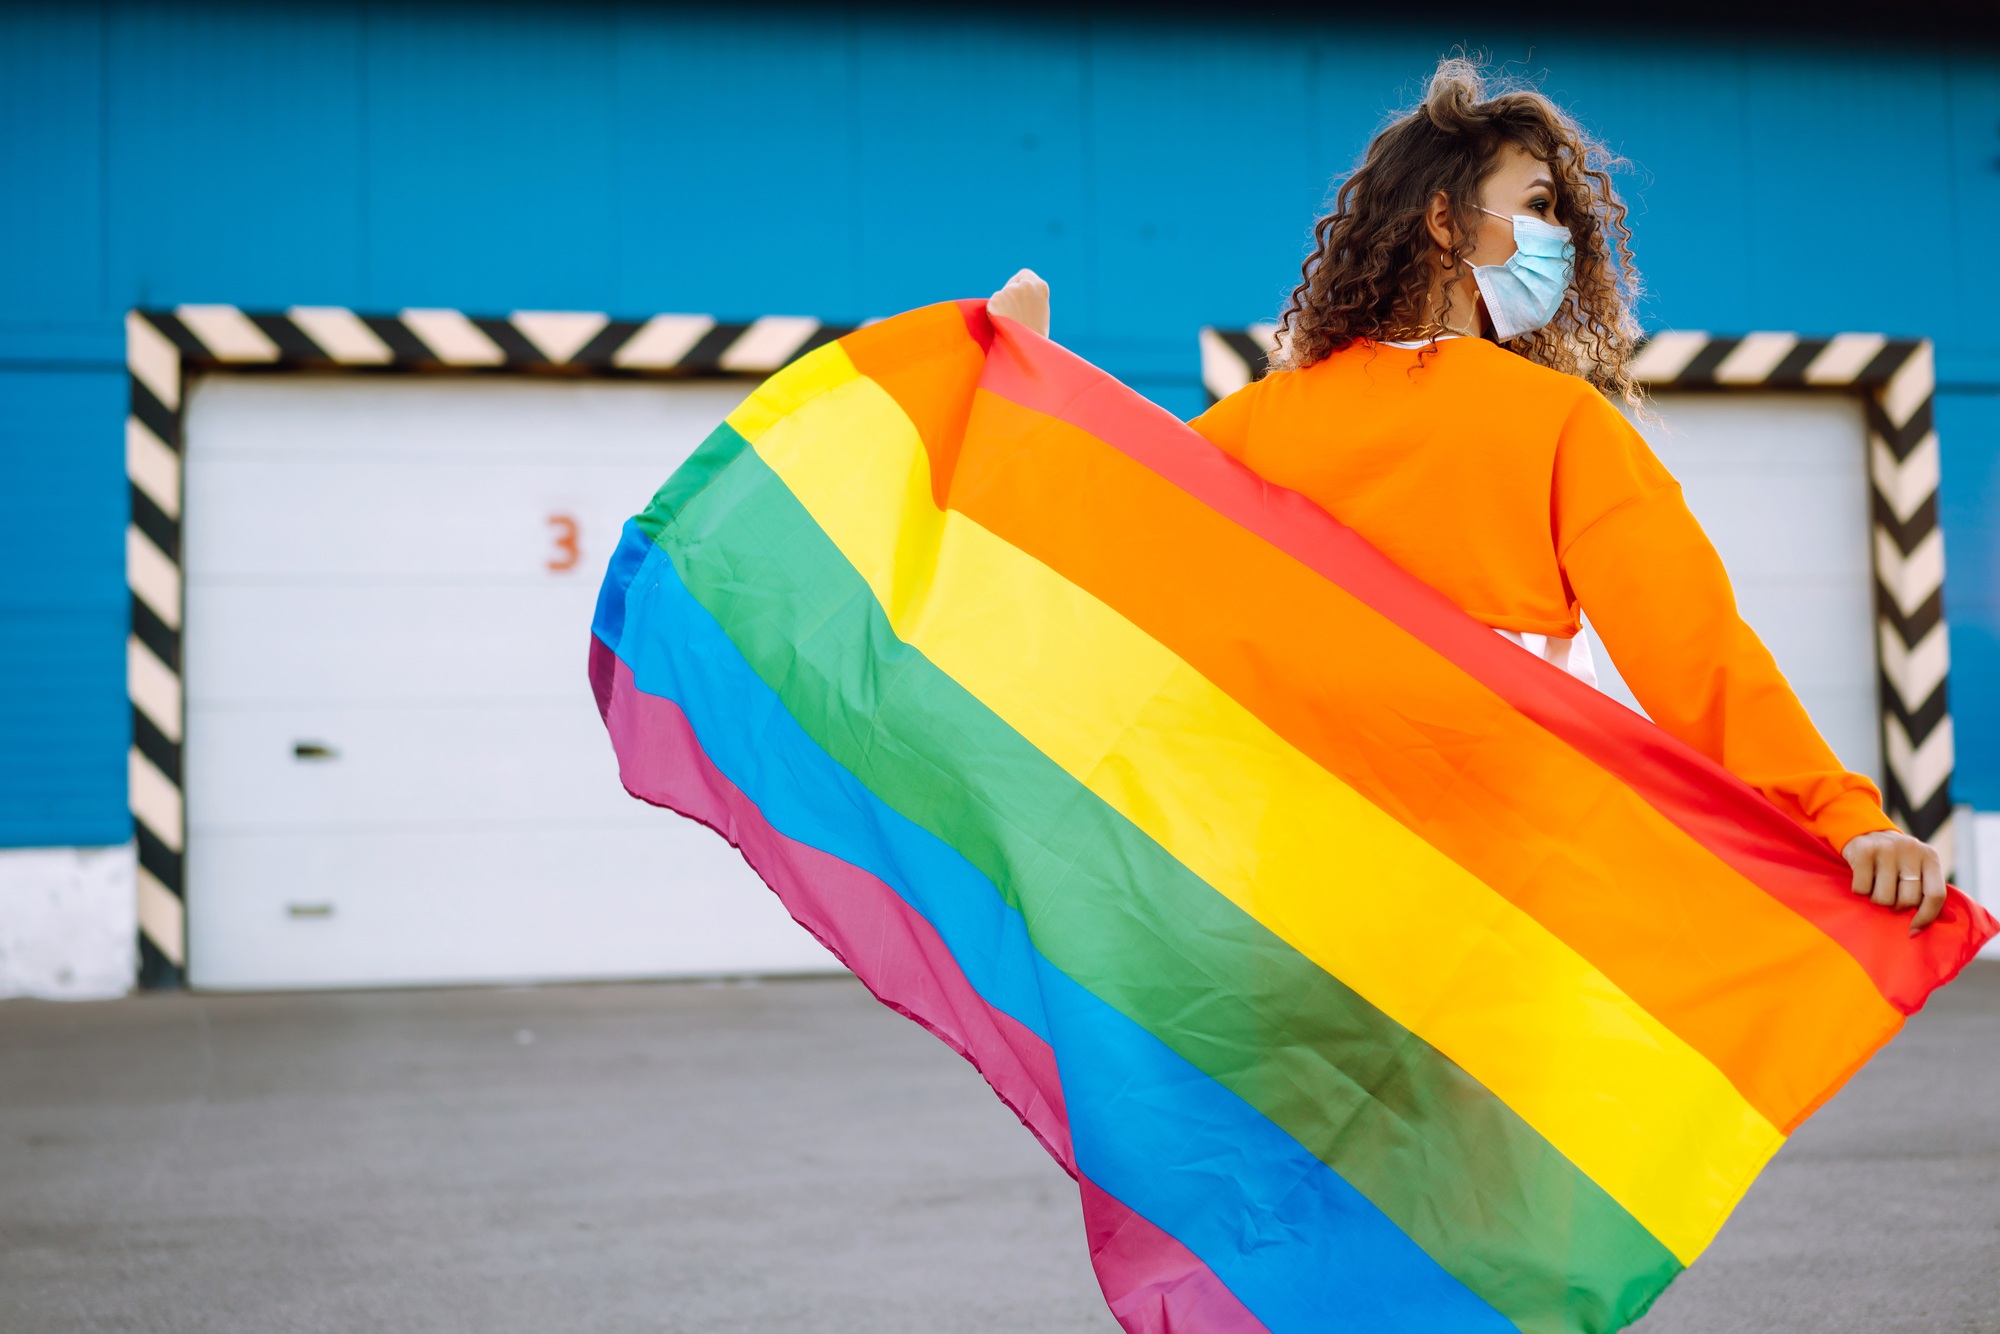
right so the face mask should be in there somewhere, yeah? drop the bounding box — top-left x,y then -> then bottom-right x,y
1467,207 -> 1575,340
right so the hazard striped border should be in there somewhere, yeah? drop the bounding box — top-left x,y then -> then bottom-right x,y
124,304 -> 853,987
1199,326 -> 1955,863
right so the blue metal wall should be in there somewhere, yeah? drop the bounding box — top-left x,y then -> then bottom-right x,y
4,2 -> 1998,843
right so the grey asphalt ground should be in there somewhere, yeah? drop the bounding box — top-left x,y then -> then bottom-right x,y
2,964 -> 1995,1334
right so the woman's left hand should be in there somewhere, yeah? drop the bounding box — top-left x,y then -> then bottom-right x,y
1842,829 -> 1948,935
988,268 -> 1051,339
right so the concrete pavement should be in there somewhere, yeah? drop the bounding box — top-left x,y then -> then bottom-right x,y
2,964 -> 1996,1332
1634,958 -> 2000,1334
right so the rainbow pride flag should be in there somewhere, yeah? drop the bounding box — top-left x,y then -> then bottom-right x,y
590,300 -> 1997,1333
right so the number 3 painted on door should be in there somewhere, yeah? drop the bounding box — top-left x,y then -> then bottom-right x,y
547,514 -> 580,572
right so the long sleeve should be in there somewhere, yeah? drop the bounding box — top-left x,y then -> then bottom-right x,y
1555,394 -> 1896,851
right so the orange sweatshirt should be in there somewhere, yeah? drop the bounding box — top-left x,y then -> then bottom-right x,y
1189,336 -> 1894,852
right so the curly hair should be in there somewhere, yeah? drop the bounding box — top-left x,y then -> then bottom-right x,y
1273,57 -> 1645,406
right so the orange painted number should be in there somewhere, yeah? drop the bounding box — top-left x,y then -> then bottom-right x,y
547,513 -> 580,572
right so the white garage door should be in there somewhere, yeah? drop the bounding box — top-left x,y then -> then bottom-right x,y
182,374 -> 832,990
1593,392 -> 1879,780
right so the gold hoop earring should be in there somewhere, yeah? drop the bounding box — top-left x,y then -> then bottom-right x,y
1440,250 -> 1455,271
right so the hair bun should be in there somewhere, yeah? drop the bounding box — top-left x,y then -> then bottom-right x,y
1422,58 -> 1488,130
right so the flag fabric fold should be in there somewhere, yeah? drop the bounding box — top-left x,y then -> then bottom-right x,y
590,300 -> 1996,1334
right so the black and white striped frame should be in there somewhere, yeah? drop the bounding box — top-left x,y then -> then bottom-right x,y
124,304 -> 856,987
1199,325 -> 1955,862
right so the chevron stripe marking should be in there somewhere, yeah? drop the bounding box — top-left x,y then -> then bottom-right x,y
1200,327 -> 1255,400
612,314 -> 717,369
134,817 -> 181,890
1871,433 -> 1940,526
400,308 -> 507,365
472,317 -> 547,364
1865,397 -> 1934,462
1802,334 -> 1887,385
1872,493 -> 1939,562
1886,714 -> 1954,813
1713,332 -> 1798,383
717,315 -> 823,372
128,635 -> 183,744
175,304 -> 281,362
126,526 -> 181,630
1895,779 -> 1954,844
1882,680 -> 1949,750
1928,813 -> 1958,882
129,749 -> 184,854
1763,339 -> 1830,385
136,865 -> 185,967
511,310 -> 610,364
1880,342 -> 1935,430
247,312 -> 331,362
289,306 -> 395,364
126,312 -> 182,410
1875,528 -> 1946,621
126,417 -> 180,520
1628,330 -> 1710,381
1879,620 -> 1949,714
1878,587 -> 1944,652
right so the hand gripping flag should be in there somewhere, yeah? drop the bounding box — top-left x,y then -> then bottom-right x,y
590,301 -> 1997,1334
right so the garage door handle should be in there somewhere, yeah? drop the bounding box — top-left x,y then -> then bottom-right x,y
293,742 -> 338,760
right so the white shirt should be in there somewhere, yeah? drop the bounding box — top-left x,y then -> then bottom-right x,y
1493,628 -> 1599,688
1377,335 -> 1467,349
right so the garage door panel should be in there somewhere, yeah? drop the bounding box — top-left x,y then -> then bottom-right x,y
186,373 -> 750,463
1681,483 -> 1872,580
186,583 -> 604,705
180,375 -> 1889,989
1612,392 -> 1880,780
182,373 -> 818,990
186,699 -> 639,831
1642,395 -> 1863,463
184,457 -> 667,579
1732,585 -> 1874,683
1638,397 -> 1872,581
187,824 -> 824,991
1804,690 -> 1883,778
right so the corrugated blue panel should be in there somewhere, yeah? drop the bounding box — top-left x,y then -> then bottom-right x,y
851,15 -> 1089,338
4,3 -> 2000,838
613,9 -> 861,318
361,7 -> 617,309
0,369 -> 129,847
1731,45 -> 1953,340
1942,53 -> 2000,385
1939,390 -> 2000,808
1086,17 -> 1319,386
105,1 -> 365,311
0,5 -> 105,326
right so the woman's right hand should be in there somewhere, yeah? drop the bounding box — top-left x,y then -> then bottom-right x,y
1842,829 -> 1948,934
988,268 -> 1051,339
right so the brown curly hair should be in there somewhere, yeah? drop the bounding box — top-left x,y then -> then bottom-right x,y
1274,58 -> 1645,406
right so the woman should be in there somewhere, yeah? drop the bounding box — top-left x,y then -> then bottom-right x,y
990,58 -> 1948,931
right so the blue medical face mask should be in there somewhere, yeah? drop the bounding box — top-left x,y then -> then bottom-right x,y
1467,207 -> 1575,340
